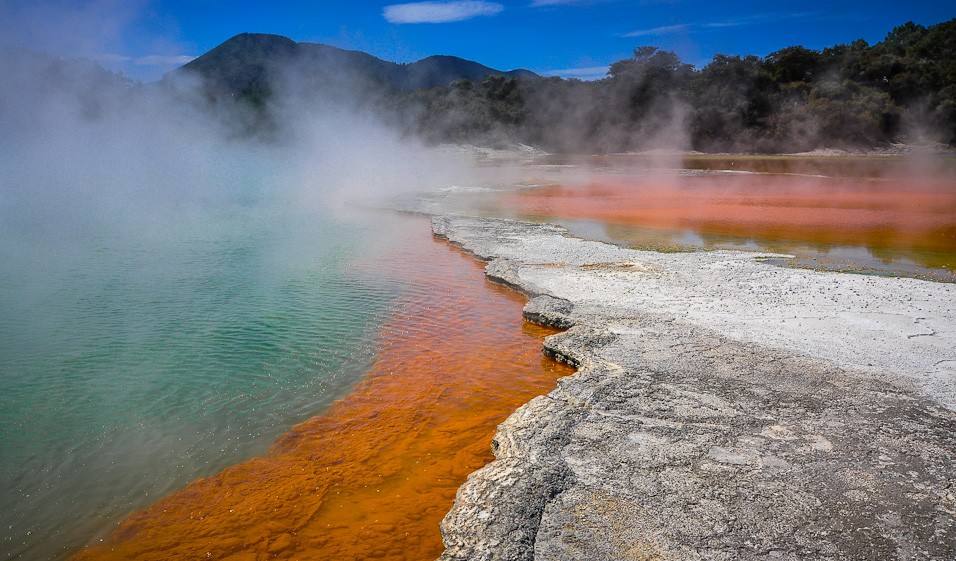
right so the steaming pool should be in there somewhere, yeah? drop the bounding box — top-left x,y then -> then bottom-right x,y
1,197 -> 569,561
2,153 -> 954,560
444,154 -> 956,282
0,202 -> 415,559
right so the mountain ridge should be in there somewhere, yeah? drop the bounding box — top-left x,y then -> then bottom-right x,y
171,33 -> 538,100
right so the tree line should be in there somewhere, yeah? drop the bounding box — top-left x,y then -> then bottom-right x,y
391,19 -> 955,153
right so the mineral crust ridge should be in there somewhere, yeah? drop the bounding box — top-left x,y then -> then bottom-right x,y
432,215 -> 956,561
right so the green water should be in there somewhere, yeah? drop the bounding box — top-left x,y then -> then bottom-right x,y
0,198 -> 405,559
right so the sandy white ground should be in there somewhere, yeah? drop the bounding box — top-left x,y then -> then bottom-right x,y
435,216 -> 956,409
433,215 -> 956,561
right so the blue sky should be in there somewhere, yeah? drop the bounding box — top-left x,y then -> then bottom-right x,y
1,0 -> 953,81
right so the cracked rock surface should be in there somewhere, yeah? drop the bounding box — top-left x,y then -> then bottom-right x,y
433,215 -> 956,561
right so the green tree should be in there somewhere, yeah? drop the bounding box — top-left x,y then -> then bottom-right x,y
765,46 -> 823,83
689,54 -> 774,150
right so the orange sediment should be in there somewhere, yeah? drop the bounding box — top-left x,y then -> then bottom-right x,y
71,218 -> 574,561
501,175 -> 956,268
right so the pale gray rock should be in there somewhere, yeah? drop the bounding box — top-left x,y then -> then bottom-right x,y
434,215 -> 956,561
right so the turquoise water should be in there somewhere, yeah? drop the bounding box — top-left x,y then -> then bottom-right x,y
0,196 -> 406,560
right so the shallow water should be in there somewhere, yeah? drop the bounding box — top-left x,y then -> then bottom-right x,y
0,201 -> 411,560
466,155 -> 956,281
70,216 -> 573,560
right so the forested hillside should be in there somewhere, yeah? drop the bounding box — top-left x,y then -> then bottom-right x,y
399,19 -> 956,152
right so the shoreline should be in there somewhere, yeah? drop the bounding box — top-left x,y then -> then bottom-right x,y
68,216 -> 574,561
431,215 -> 956,409
416,151 -> 956,285
61,202 -> 956,560
432,214 -> 956,560
431,143 -> 956,163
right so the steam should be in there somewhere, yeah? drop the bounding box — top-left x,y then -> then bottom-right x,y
0,32 -> 487,561
0,46 -> 473,253
0,47 -> 482,399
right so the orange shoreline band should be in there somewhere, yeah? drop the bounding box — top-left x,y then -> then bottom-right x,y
72,218 -> 573,561
502,176 -> 956,266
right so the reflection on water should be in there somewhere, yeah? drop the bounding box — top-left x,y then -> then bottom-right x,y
547,218 -> 956,282
70,216 -> 574,561
475,155 -> 956,282
534,153 -> 956,179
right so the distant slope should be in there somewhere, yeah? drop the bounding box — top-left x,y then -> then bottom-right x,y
175,33 -> 298,98
171,33 -> 538,100
402,55 -> 534,90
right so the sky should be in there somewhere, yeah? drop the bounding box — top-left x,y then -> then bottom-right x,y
1,0 -> 953,81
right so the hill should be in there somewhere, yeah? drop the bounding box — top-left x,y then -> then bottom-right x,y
170,33 -> 538,103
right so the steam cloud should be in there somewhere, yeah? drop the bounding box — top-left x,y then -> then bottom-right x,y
0,45 -> 475,255
0,25 -> 479,561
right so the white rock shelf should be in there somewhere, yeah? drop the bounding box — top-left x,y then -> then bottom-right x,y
433,214 -> 956,561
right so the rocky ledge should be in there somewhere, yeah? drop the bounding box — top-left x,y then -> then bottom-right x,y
432,215 -> 956,561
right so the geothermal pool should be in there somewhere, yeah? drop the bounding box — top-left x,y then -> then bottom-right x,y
5,154 -> 953,561
2,207 -> 571,561
0,202 -> 396,559
468,155 -> 956,282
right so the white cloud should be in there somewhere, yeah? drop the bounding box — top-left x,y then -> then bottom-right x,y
383,1 -> 504,24
622,13 -> 816,38
622,24 -> 687,37
94,53 -> 132,63
700,12 -> 815,28
541,65 -> 610,80
133,55 -> 196,67
94,53 -> 196,67
530,0 -> 614,6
